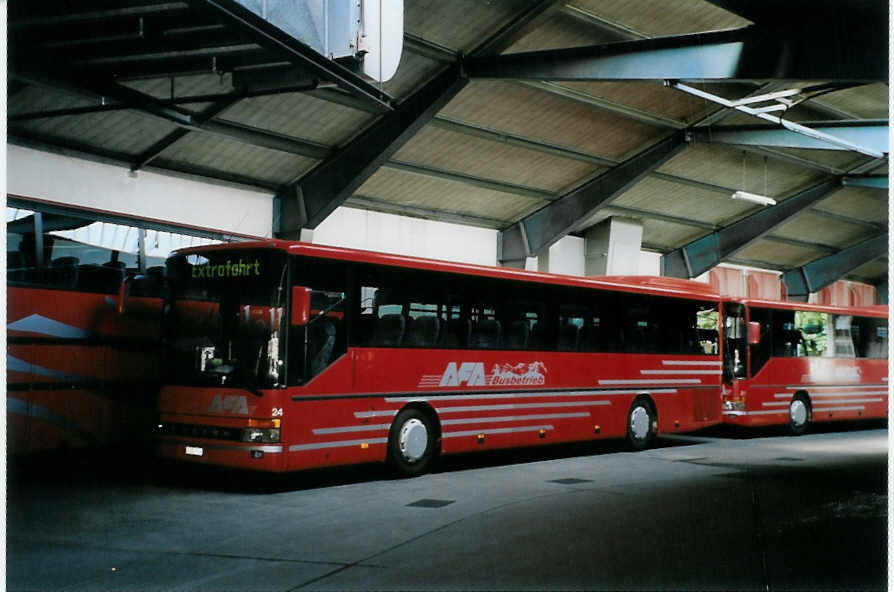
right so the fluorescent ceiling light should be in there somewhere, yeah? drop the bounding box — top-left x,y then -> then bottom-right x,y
731,190 -> 776,206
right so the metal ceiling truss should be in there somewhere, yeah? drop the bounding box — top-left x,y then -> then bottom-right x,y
661,178 -> 842,278
348,195 -> 506,230
781,234 -> 889,301
465,24 -> 886,83
688,120 -> 889,156
498,131 -> 687,267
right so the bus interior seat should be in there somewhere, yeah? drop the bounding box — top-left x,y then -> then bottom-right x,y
51,256 -> 79,287
471,319 -> 502,349
376,313 -> 406,346
503,320 -> 529,349
76,264 -> 125,293
558,321 -> 580,351
309,318 -> 336,376
439,318 -> 470,348
405,315 -> 440,347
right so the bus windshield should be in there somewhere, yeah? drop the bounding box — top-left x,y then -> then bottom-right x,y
164,250 -> 288,391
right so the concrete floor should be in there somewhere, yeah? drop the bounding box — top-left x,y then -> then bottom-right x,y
7,424 -> 888,591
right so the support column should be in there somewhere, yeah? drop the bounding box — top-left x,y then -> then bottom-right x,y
585,217 -> 643,276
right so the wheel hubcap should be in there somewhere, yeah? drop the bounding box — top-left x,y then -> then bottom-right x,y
790,399 -> 808,426
630,406 -> 650,440
399,418 -> 428,462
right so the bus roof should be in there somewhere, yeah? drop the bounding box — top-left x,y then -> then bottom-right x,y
172,240 -> 722,301
732,297 -> 888,318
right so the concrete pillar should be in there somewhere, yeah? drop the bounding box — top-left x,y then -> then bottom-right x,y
299,228 -> 314,243
537,249 -> 550,273
584,217 -> 643,276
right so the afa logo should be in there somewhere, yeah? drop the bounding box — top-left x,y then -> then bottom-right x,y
439,362 -> 487,387
432,361 -> 548,387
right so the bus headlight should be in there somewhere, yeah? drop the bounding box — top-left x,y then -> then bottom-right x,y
242,428 -> 281,443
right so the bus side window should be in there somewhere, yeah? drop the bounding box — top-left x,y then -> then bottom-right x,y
853,316 -> 888,358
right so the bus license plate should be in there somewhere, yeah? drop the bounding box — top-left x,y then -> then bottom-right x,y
185,446 -> 204,456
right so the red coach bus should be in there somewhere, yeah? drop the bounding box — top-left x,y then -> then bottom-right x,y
7,207 -> 165,455
721,299 -> 888,433
156,241 -> 724,475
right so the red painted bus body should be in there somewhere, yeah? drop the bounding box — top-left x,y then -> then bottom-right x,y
156,241 -> 724,474
721,298 -> 888,430
7,286 -> 162,455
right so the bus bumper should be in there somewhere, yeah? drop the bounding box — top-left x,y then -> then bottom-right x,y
155,437 -> 285,472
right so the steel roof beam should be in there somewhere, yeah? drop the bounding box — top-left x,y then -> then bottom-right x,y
498,131 -> 687,266
560,5 -> 648,40
601,205 -> 717,230
688,121 -> 889,154
276,64 -> 469,237
466,25 -> 886,83
384,161 -> 554,202
809,208 -> 887,231
782,234 -> 889,300
348,195 -> 506,230
471,0 -> 564,56
661,178 -> 842,278
842,176 -> 889,190
403,33 -> 458,63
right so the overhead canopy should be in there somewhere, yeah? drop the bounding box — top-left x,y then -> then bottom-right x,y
7,0 -> 889,289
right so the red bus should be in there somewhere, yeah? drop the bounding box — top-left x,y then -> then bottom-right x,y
721,299 -> 888,433
7,208 -> 164,455
155,241 -> 724,475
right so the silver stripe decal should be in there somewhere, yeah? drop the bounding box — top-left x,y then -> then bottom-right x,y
641,370 -> 721,375
774,391 -> 888,399
786,384 -> 885,390
814,406 -> 866,412
289,437 -> 388,452
811,398 -> 882,404
442,412 -> 590,426
661,360 -> 722,366
385,389 -> 677,403
313,424 -> 391,435
436,401 -> 610,413
726,406 -> 868,416
762,402 -> 790,407
355,410 -> 400,418
443,425 -> 554,438
600,379 -> 702,385
8,313 -> 90,338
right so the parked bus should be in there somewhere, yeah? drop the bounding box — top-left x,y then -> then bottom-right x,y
8,206 -> 170,456
721,299 -> 888,434
155,241 -> 724,475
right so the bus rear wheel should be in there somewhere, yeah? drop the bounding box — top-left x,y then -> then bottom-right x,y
788,394 -> 811,436
626,398 -> 656,450
388,407 -> 436,477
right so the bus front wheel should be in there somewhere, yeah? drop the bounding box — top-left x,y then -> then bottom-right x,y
788,394 -> 811,436
388,407 -> 436,477
626,398 -> 656,450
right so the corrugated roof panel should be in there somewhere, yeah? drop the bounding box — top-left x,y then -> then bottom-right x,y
611,176 -> 752,225
810,83 -> 889,119
124,73 -> 236,100
658,143 -> 824,197
393,125 -> 601,193
572,0 -> 751,36
504,8 -> 627,53
440,80 -> 664,160
735,239 -> 822,267
813,187 -> 887,224
560,81 -> 715,125
17,110 -> 180,157
218,92 -> 374,147
848,259 -> 888,282
8,86 -> 96,117
773,211 -> 870,247
771,148 -> 868,172
382,51 -> 445,100
405,0 -> 533,52
640,218 -> 706,247
355,167 -> 543,223
158,133 -> 316,185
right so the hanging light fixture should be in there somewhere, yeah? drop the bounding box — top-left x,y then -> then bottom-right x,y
731,152 -> 776,206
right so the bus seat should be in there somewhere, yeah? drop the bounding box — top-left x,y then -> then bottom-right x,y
471,319 -> 502,349
51,256 -> 79,287
376,314 -> 405,346
405,316 -> 440,347
309,319 -> 336,376
76,264 -> 124,293
439,318 -> 470,348
558,321 -> 580,351
504,320 -> 529,349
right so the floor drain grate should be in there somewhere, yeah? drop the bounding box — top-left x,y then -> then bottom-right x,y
406,498 -> 454,508
549,478 -> 592,485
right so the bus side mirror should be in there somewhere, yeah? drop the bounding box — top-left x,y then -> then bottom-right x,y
747,321 -> 761,345
291,287 -> 311,325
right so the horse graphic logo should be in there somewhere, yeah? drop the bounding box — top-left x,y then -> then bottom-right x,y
489,361 -> 547,385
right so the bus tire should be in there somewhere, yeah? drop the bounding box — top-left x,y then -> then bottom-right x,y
388,407 -> 436,477
626,397 -> 656,451
788,393 -> 811,436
